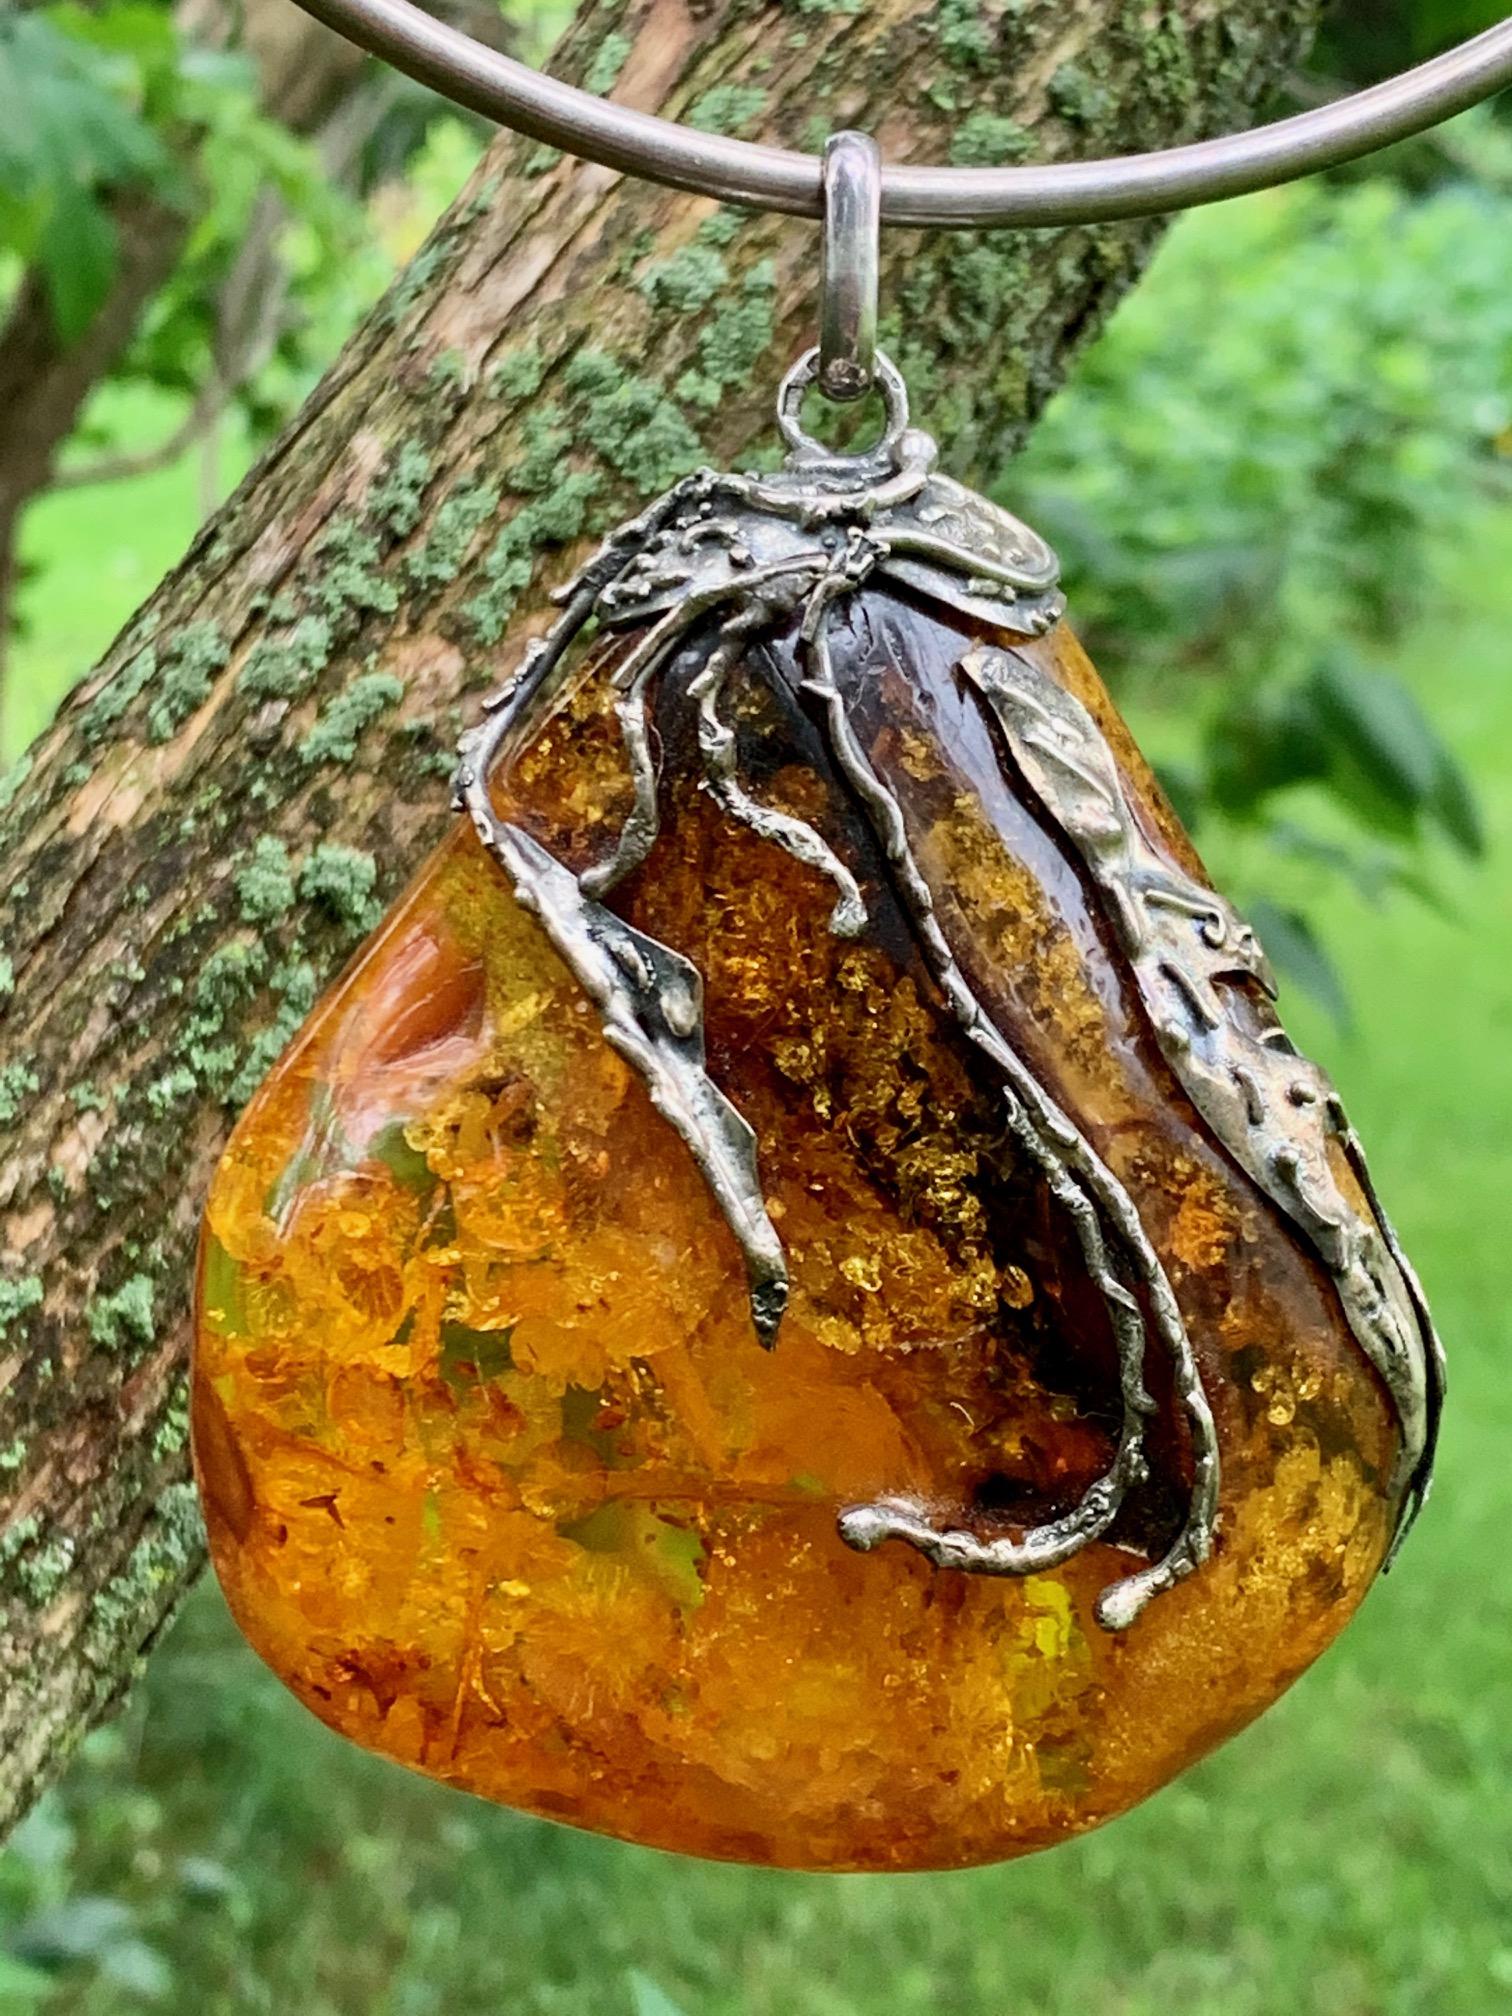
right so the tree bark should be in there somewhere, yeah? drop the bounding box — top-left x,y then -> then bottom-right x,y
0,0 -> 1315,1835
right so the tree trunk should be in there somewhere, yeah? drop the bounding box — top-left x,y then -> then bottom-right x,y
0,0 -> 1315,1835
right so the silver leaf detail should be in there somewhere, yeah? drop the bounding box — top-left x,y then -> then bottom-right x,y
962,643 -> 1443,1539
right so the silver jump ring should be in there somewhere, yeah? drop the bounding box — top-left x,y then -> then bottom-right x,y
776,347 -> 910,462
283,0 -> 1512,228
819,133 -> 881,403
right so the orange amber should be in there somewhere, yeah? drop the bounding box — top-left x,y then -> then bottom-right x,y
195,591 -> 1422,1870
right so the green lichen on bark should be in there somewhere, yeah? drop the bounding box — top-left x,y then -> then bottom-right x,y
145,624 -> 230,744
80,648 -> 157,746
86,1485 -> 205,1651
408,478 -> 502,589
687,84 -> 768,134
675,259 -> 778,412
299,673 -> 405,765
583,29 -> 633,94
490,343 -> 545,403
88,1274 -> 157,1355
235,838 -> 297,924
226,962 -> 318,1109
1049,59 -> 1113,124
0,1277 -> 44,1341
465,474 -> 603,644
562,349 -> 706,492
237,616 -> 333,704
0,1060 -> 39,1124
0,753 -> 32,814
310,521 -> 402,626
640,244 -> 730,315
949,111 -> 1035,164
369,443 -> 437,538
1,1511 -> 86,1611
298,844 -> 381,932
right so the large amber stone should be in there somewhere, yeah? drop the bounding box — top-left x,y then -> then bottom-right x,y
194,596 -> 1404,1870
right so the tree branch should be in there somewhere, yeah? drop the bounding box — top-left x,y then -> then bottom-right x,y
0,0 -> 388,690
51,193 -> 293,497
0,0 -> 1317,1837
47,55 -> 421,502
0,186 -> 193,682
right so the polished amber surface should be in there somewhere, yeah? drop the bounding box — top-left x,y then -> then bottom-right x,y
194,598 -> 1402,1870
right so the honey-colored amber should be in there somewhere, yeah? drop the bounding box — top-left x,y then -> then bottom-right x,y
194,600 -> 1401,1870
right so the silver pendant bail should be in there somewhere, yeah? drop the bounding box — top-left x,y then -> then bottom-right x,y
818,131 -> 881,403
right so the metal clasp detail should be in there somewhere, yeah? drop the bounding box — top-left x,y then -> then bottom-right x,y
818,131 -> 881,402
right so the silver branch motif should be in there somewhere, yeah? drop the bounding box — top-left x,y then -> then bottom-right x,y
456,816 -> 790,1342
961,644 -> 1444,1545
455,347 -> 1439,1624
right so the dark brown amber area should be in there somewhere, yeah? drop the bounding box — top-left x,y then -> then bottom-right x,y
193,592 -> 1400,1870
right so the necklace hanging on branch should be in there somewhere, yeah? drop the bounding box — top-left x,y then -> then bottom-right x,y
183,14 -> 1505,1868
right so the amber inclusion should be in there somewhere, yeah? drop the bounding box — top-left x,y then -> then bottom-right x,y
195,586 -> 1418,1871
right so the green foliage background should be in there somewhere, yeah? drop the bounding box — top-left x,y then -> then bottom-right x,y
0,0 -> 384,432
1,3 -> 1511,2011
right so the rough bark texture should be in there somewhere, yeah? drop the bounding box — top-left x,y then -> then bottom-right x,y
0,0 -> 1315,1835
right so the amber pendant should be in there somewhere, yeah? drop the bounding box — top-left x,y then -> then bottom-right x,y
193,348 -> 1443,1870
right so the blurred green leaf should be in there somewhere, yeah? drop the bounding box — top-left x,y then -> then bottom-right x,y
1426,739 -> 1487,856
0,13 -> 170,189
1203,684 -> 1333,820
37,180 -> 119,345
0,1953 -> 55,2009
1007,140 -> 1507,935
10,1895 -> 135,1967
1309,652 -> 1440,807
5,1797 -> 75,1874
629,1972 -> 692,2016
175,1856 -> 236,1903
98,1938 -> 172,1999
1407,0 -> 1511,54
0,7 -> 177,345
1248,900 -> 1355,1030
1306,653 -> 1487,857
56,0 -> 178,74
1151,756 -> 1206,834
